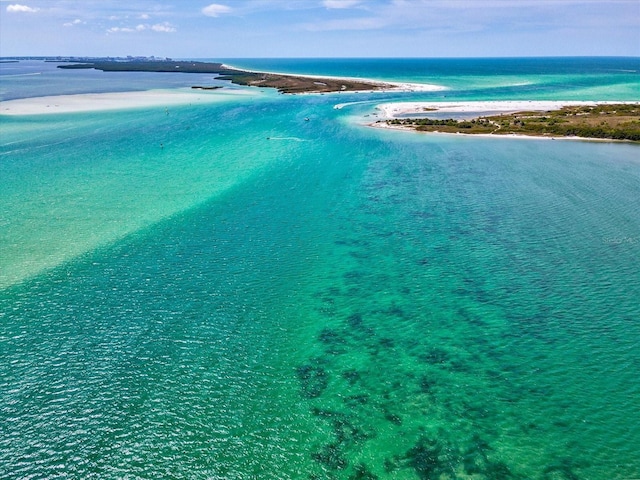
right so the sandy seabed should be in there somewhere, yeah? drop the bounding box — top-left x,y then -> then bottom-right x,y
0,88 -> 253,116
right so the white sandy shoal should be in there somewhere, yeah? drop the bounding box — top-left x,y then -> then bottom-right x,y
376,100 -> 638,119
370,120 -> 633,143
0,88 -> 253,116
221,63 -> 446,93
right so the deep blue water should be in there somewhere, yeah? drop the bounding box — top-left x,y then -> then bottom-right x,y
220,57 -> 640,99
220,56 -> 640,78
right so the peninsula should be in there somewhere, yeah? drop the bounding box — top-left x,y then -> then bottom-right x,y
57,59 -> 393,94
375,102 -> 640,142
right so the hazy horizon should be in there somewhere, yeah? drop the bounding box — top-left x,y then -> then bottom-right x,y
1,0 -> 639,58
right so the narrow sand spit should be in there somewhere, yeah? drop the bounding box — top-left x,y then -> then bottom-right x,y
0,88 -> 253,116
220,63 -> 446,94
375,100 -> 636,119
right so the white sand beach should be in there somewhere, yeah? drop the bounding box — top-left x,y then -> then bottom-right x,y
0,88 -> 252,116
368,100 -> 639,142
375,100 -> 636,119
221,63 -> 446,93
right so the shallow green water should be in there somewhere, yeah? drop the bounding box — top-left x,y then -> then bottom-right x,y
1,59 -> 640,479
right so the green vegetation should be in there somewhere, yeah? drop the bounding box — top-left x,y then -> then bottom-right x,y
58,60 -> 235,74
57,59 -> 386,94
386,104 -> 640,142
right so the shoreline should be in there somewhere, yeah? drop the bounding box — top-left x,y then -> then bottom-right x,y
374,100 -> 639,119
55,59 -> 445,94
0,88 -> 253,116
220,63 -> 446,93
370,100 -> 640,142
370,120 -> 635,143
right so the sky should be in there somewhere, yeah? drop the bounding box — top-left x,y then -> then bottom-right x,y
1,0 -> 639,58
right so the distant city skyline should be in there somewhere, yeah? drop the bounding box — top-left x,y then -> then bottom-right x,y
1,0 -> 639,58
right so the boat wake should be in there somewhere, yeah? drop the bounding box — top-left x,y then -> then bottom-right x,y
267,136 -> 308,142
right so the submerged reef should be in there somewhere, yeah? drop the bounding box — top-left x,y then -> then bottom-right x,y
296,364 -> 329,399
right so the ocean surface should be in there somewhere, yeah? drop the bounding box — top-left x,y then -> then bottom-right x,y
1,58 -> 639,479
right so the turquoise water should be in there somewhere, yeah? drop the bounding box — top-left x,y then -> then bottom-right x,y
221,57 -> 640,100
1,59 -> 640,479
0,60 -> 238,101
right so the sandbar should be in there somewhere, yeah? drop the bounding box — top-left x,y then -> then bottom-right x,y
374,100 -> 635,119
0,88 -> 251,116
371,101 -> 640,142
220,63 -> 446,94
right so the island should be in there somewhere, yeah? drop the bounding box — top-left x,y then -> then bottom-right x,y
190,85 -> 223,90
57,59 -> 392,94
376,103 -> 640,142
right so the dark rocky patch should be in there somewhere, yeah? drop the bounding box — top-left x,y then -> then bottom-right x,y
312,443 -> 348,470
349,463 -> 379,480
383,457 -> 400,473
296,364 -> 329,399
463,451 -> 486,475
448,359 -> 473,373
417,348 -> 451,365
343,394 -> 369,407
318,328 -> 348,355
335,238 -> 370,247
484,460 -> 519,480
347,313 -> 366,330
384,411 -> 403,426
379,303 -> 405,318
542,460 -> 581,480
418,375 -> 436,393
406,437 -> 449,480
342,369 -> 362,385
311,408 -> 371,446
344,271 -> 365,280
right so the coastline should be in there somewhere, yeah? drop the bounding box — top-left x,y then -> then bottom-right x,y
374,100 -> 638,119
370,120 -> 635,143
0,88 -> 253,116
0,69 -> 447,116
369,100 -> 640,142
53,59 -> 445,94
221,62 -> 446,93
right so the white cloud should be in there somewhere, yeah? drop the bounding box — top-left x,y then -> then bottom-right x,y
202,3 -> 231,17
322,0 -> 362,8
151,22 -> 176,33
304,16 -> 386,31
63,18 -> 84,27
6,3 -> 39,13
107,26 -> 135,33
107,22 -> 176,34
139,13 -> 150,19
